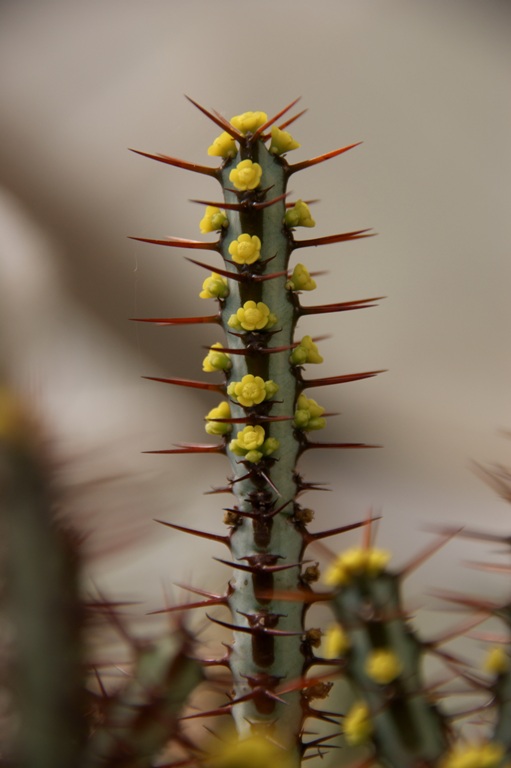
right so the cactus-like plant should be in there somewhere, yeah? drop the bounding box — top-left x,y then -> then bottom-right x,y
1,99 -> 510,768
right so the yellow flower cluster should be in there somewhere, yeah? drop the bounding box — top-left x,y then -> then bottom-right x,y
286,263 -> 317,291
230,111 -> 268,134
284,200 -> 315,228
228,233 -> 261,266
293,394 -> 326,431
199,206 -> 228,234
229,425 -> 279,464
227,301 -> 277,332
270,125 -> 300,155
205,402 -> 232,436
365,648 -> 402,684
324,547 -> 391,587
229,159 -> 262,191
290,335 -> 323,366
207,131 -> 237,159
440,742 -> 506,768
324,623 -> 351,659
199,272 -> 229,300
206,733 -> 293,768
227,375 -> 279,408
483,646 -> 509,675
202,343 -> 232,373
343,702 -> 372,747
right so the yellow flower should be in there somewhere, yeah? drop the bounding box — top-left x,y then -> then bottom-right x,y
229,159 -> 263,191
199,206 -> 228,234
230,111 -> 268,134
228,375 -> 265,407
290,335 -> 323,366
284,200 -> 315,228
202,343 -> 232,372
286,263 -> 317,291
365,649 -> 402,684
343,702 -> 372,747
207,131 -> 237,159
269,125 -> 300,155
229,425 -> 266,456
206,733 -> 293,768
199,272 -> 229,300
228,234 -> 261,265
205,402 -> 232,436
227,301 -> 277,332
324,623 -> 350,659
484,646 -> 509,675
440,742 -> 506,768
324,547 -> 391,587
294,394 -> 326,431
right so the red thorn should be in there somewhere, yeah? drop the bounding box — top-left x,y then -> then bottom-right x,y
143,375 -> 224,392
185,257 -> 287,284
207,415 -> 294,424
148,595 -> 228,614
207,614 -> 304,637
176,583 -> 231,601
302,733 -> 340,752
289,142 -> 362,174
303,518 -> 377,546
278,108 -> 308,131
155,519 -> 230,546
144,443 -> 224,455
301,370 -> 385,388
129,235 -> 219,250
129,148 -> 218,178
204,485 -> 234,495
132,314 -> 219,325
426,612 -> 489,648
184,95 -> 243,140
300,297 -> 384,315
429,590 -> 499,615
213,557 -> 303,574
293,229 -> 373,248
252,97 -> 302,140
180,704 -> 233,721
399,528 -> 462,580
190,192 -> 289,212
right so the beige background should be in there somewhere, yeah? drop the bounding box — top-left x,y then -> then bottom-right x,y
0,0 -> 510,658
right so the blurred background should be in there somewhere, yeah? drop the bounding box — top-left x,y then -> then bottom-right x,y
0,0 -> 510,627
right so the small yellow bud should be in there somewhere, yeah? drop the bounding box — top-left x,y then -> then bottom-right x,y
261,437 -> 279,456
227,301 -> 277,332
286,263 -> 316,292
365,648 -> 402,684
484,646 -> 509,675
199,206 -> 228,234
228,233 -> 261,266
284,200 -> 315,228
207,131 -> 237,159
205,402 -> 232,436
202,343 -> 232,373
229,159 -> 262,191
199,272 -> 229,300
290,335 -> 323,366
343,702 -> 372,747
324,623 -> 350,659
230,111 -> 268,134
270,125 -> 300,155
440,742 -> 505,768
294,394 -> 326,431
